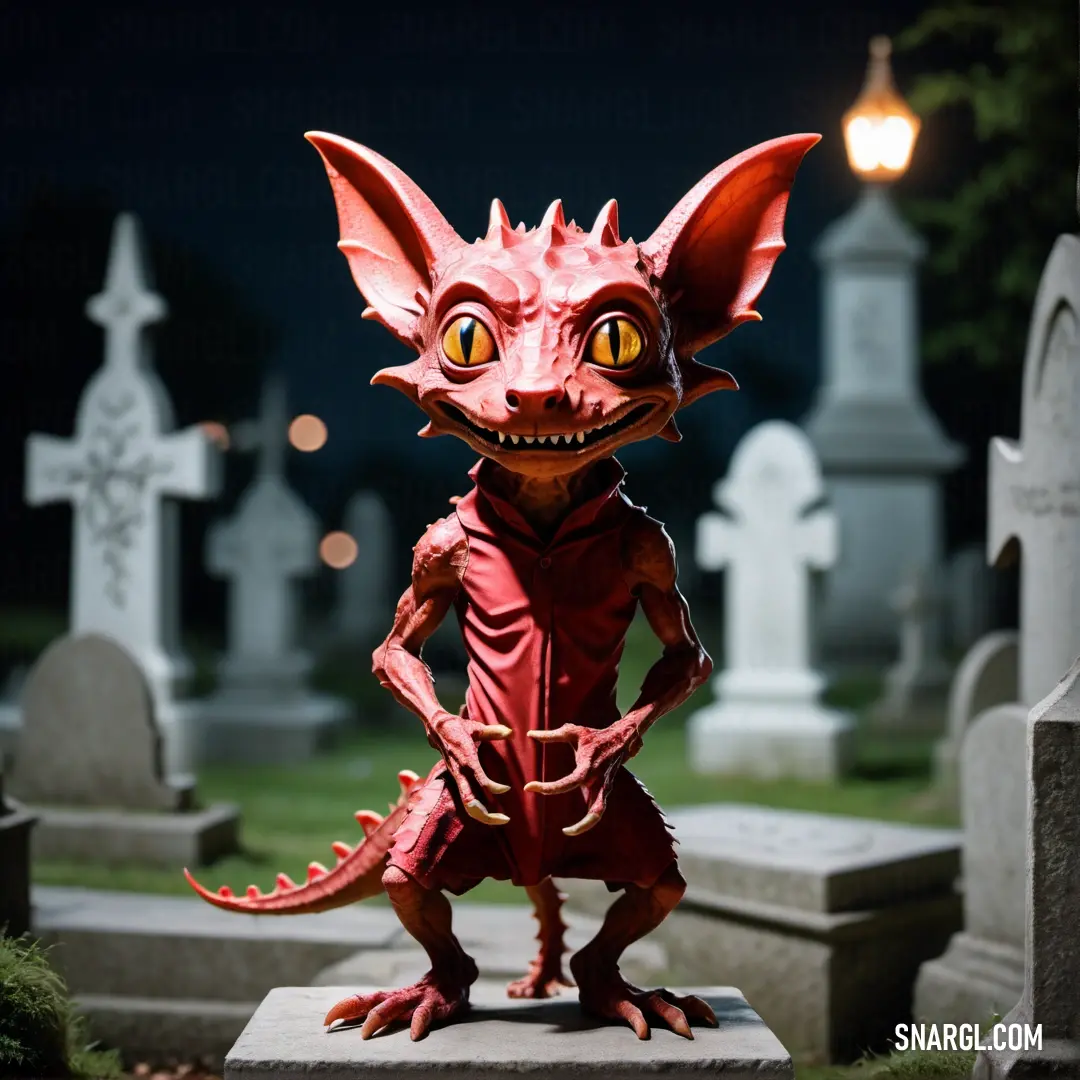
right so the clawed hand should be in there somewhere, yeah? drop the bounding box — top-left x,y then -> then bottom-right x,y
524,722 -> 642,836
427,710 -> 512,826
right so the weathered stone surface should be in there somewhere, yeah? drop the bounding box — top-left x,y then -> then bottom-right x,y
934,631 -> 1019,807
9,634 -> 188,812
561,804 -> 962,1063
689,422 -> 854,781
224,984 -> 792,1080
974,657 -> 1080,1079
334,490 -> 394,645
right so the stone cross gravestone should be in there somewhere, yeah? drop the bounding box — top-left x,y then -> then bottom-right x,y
871,566 -> 952,731
687,421 -> 855,781
7,634 -> 238,867
333,490 -> 393,646
23,214 -> 222,777
200,376 -> 353,763
974,657 -> 1080,1080
916,235 -> 1080,1026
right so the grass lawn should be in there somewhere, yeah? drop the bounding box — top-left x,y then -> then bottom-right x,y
27,612 -> 957,903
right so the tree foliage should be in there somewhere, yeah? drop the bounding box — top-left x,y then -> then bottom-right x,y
895,0 -> 1075,368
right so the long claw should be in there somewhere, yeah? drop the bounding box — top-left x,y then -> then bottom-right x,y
465,799 -> 509,826
563,812 -> 601,837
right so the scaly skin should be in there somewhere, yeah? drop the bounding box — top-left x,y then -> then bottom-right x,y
186,129 -> 817,1039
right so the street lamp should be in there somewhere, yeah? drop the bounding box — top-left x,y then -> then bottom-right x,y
842,36 -> 921,183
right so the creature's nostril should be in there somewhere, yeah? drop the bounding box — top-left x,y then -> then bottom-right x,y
505,391 -> 521,409
543,395 -> 558,410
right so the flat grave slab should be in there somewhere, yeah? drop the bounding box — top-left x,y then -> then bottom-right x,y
224,983 -> 792,1080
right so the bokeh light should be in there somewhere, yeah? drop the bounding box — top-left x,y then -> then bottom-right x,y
320,531 -> 358,570
289,414 -> 328,452
200,421 -> 230,450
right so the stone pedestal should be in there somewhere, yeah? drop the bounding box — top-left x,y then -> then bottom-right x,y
804,186 -> 963,663
687,672 -> 855,782
560,803 -> 962,1063
0,775 -> 36,937
224,984 -> 792,1080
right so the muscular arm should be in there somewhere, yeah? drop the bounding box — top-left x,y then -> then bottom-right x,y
371,515 -> 468,730
619,514 -> 713,751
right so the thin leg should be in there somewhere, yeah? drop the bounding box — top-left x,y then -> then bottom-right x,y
324,866 -> 478,1040
507,877 -> 575,999
571,862 -> 718,1040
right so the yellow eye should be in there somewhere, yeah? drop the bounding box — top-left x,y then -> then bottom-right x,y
441,316 -> 496,367
588,317 -> 643,368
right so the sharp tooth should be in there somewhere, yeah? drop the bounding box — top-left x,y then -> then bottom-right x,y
510,434 -> 519,445
536,435 -> 546,444
563,433 -> 572,444
524,435 -> 535,444
498,431 -> 505,443
577,431 -> 585,443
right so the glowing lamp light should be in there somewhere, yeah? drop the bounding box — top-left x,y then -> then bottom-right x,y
289,414 -> 328,452
842,36 -> 920,183
320,531 -> 358,570
200,421 -> 230,450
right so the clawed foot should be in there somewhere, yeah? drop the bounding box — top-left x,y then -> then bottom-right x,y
506,962 -> 575,1000
573,958 -> 717,1039
324,973 -> 471,1041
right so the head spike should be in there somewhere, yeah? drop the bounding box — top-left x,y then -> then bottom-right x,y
247,885 -> 262,899
218,886 -> 234,898
307,861 -> 328,881
539,199 -> 565,229
588,199 -> 621,247
276,873 -> 296,891
331,841 -> 352,860
679,361 -> 739,408
487,198 -> 511,236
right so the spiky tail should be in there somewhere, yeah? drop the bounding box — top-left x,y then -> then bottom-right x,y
183,766 -> 428,915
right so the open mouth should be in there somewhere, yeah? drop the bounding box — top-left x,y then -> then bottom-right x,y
437,402 -> 657,451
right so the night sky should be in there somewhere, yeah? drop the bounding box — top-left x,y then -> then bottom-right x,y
2,0 -> 982,625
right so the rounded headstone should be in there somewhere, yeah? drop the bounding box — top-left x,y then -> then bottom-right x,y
8,633 -> 183,811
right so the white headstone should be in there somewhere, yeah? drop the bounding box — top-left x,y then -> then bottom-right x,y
201,375 -> 353,762
916,235 -> 1080,1028
334,491 -> 393,644
687,422 -> 855,781
23,214 -> 222,776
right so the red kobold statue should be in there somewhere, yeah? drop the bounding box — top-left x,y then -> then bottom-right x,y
186,130 -> 818,1040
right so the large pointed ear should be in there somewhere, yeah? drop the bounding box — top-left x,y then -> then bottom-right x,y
305,132 -> 465,350
640,134 -> 820,358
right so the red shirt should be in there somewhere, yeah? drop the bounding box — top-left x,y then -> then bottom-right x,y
452,457 -> 643,884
